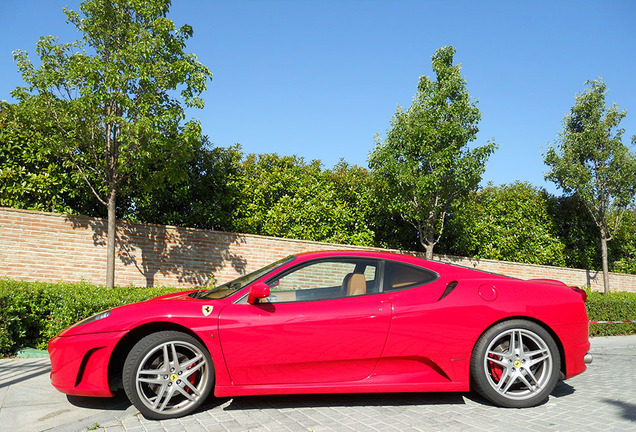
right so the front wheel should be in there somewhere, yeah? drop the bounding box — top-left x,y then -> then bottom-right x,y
123,331 -> 214,419
470,320 -> 560,408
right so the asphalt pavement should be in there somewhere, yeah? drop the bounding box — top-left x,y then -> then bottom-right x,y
1,335 -> 635,432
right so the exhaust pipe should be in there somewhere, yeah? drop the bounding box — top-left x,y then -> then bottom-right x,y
584,353 -> 593,364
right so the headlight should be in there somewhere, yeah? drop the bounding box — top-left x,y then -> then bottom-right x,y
72,310 -> 112,327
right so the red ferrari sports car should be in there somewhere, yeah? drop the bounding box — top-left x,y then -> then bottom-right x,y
49,251 -> 591,420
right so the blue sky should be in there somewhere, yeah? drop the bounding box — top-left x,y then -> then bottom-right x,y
2,0 -> 635,194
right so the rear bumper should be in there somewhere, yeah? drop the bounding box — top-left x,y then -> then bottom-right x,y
553,322 -> 590,379
48,330 -> 127,397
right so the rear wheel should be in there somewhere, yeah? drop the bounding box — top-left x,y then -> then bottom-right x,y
123,331 -> 214,419
470,320 -> 560,408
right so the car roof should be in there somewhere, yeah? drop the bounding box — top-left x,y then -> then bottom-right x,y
291,250 -> 513,282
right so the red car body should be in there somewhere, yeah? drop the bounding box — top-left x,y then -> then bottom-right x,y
49,251 -> 589,418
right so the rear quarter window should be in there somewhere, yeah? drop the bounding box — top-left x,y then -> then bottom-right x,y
384,261 -> 438,291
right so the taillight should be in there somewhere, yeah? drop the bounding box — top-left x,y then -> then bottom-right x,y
571,287 -> 587,302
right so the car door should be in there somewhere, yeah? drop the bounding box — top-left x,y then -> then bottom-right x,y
375,260 -> 468,384
218,258 -> 392,386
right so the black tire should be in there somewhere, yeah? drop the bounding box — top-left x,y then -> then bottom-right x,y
122,331 -> 214,420
470,319 -> 561,408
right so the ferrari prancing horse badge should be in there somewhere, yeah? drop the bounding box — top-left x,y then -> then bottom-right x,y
202,305 -> 213,316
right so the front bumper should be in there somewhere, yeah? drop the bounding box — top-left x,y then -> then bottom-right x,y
48,330 -> 127,397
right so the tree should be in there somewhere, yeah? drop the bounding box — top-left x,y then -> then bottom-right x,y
547,194 -> 601,271
369,46 -> 496,259
609,206 -> 636,275
128,144 -> 242,231
229,152 -> 376,246
229,152 -> 317,236
545,79 -> 636,293
260,160 -> 375,246
441,182 -> 566,266
0,100 -> 78,213
12,0 -> 212,287
1,99 -> 104,216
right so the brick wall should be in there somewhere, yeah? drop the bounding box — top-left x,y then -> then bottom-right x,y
1,207 -> 634,292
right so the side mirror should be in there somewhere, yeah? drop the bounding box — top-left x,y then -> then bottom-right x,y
247,282 -> 270,304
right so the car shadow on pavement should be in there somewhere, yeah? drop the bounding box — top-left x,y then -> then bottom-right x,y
66,391 -> 131,412
67,392 -> 233,416
63,384 -> 579,417
464,382 -> 575,409
551,381 -> 576,398
220,392 -> 467,411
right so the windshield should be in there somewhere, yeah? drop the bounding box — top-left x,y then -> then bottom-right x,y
197,255 -> 296,300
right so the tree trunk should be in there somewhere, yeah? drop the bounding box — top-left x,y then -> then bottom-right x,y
424,243 -> 434,260
421,229 -> 435,260
418,221 -> 436,260
600,230 -> 610,294
106,189 -> 117,289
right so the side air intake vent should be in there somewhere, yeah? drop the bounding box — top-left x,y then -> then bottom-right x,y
438,281 -> 458,301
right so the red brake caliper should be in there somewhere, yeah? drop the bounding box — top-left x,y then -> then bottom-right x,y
488,353 -> 503,381
186,362 -> 198,392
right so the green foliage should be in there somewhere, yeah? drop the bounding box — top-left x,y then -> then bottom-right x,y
547,195 -> 601,270
0,279 -> 187,356
0,101 -> 92,213
229,152 -> 376,246
442,182 -> 566,266
127,144 -> 242,231
370,211 -> 420,251
610,206 -> 636,274
125,147 -> 377,246
546,197 -> 636,275
545,79 -> 636,214
230,153 -> 317,235
12,0 -> 211,203
586,290 -> 636,337
258,160 -> 375,246
369,45 -> 496,258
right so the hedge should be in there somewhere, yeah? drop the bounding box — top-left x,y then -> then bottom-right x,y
586,290 -> 636,337
0,279 -> 189,356
0,280 -> 634,357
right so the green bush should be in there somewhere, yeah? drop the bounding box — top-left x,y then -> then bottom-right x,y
0,279 -> 189,356
586,290 -> 636,337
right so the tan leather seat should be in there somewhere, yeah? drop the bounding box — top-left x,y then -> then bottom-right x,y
341,273 -> 353,296
346,273 -> 366,296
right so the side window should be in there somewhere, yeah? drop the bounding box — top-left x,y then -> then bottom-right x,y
263,259 -> 379,303
383,261 -> 438,291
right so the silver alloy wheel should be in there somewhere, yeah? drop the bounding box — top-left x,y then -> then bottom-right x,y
134,340 -> 211,416
483,328 -> 553,401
